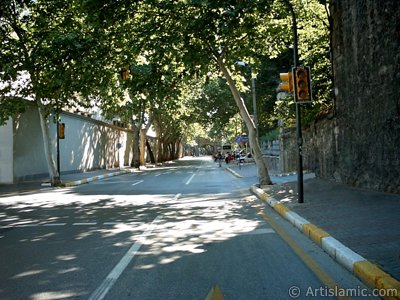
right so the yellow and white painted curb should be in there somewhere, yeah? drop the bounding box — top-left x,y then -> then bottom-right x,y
250,184 -> 400,300
226,167 -> 243,178
63,170 -> 133,187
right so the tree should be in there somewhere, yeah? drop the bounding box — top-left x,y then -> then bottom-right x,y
0,0 -> 121,184
188,77 -> 239,135
1,0 -> 333,186
123,0 -> 277,184
267,0 -> 333,126
0,0 -> 147,183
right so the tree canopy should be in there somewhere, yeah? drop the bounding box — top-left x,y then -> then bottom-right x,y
0,0 -> 333,183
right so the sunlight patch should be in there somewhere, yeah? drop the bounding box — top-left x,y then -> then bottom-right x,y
57,267 -> 82,274
31,291 -> 82,300
12,269 -> 45,279
56,254 -> 76,261
163,243 -> 205,254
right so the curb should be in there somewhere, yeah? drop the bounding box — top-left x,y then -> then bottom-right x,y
226,167 -> 243,178
250,184 -> 400,300
62,169 -> 133,187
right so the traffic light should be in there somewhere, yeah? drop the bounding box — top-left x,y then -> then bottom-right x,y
294,66 -> 312,102
278,70 -> 293,93
58,123 -> 65,139
121,66 -> 129,81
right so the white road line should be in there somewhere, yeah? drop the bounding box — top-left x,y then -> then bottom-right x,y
103,222 -> 121,225
88,215 -> 163,300
72,222 -> 97,226
154,173 -> 161,177
131,180 -> 144,186
173,193 -> 181,201
185,173 -> 196,185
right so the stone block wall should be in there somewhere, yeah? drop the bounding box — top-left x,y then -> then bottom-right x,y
281,1 -> 400,194
330,0 -> 400,193
279,114 -> 338,180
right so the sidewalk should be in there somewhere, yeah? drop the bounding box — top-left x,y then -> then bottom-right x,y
228,162 -> 400,297
0,168 -> 133,195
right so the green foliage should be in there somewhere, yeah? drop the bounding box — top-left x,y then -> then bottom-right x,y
0,0 -> 333,152
260,128 -> 279,143
0,97 -> 27,125
268,0 -> 333,128
188,77 -> 238,133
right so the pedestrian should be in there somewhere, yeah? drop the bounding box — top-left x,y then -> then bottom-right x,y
225,152 -> 230,164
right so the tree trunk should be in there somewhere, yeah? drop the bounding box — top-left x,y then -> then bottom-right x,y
37,102 -> 60,185
146,138 -> 155,163
139,116 -> 153,166
131,123 -> 140,168
176,140 -> 183,158
155,124 -> 162,164
139,127 -> 146,166
217,57 -> 272,185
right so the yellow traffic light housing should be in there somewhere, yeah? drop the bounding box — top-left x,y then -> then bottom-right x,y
279,71 -> 293,93
121,66 -> 129,81
294,66 -> 312,102
58,123 -> 65,139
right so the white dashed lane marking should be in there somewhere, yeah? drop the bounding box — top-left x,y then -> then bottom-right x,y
131,180 -> 144,186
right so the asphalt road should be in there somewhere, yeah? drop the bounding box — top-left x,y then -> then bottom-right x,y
0,157 -> 377,300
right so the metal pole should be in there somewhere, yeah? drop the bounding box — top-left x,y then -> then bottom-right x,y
56,120 -> 60,179
295,100 -> 304,203
55,103 -> 61,185
251,74 -> 258,130
283,0 -> 304,203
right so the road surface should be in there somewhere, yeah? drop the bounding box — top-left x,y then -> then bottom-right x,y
0,157 -> 377,299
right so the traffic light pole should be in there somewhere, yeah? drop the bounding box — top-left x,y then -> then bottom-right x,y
55,104 -> 61,185
283,0 -> 304,203
56,120 -> 61,181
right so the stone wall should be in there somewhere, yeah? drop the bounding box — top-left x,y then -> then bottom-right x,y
330,0 -> 400,193
280,113 -> 338,180
281,1 -> 400,194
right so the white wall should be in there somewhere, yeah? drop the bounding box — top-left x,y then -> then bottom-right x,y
0,118 -> 14,183
8,107 -> 134,181
14,107 -> 48,178
59,112 -> 133,171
